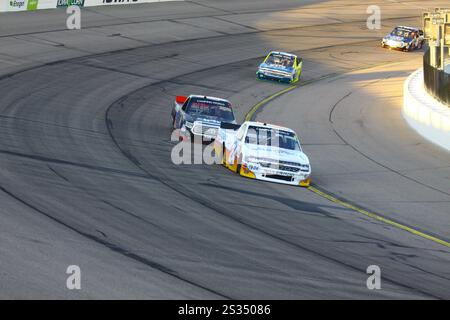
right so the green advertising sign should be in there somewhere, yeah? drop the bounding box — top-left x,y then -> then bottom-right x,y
57,0 -> 84,6
27,0 -> 38,10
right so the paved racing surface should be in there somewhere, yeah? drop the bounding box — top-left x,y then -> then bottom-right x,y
0,0 -> 449,299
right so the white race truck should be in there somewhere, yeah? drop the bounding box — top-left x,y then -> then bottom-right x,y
214,121 -> 311,187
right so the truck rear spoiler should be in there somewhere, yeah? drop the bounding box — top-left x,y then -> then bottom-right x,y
175,96 -> 187,105
220,123 -> 241,130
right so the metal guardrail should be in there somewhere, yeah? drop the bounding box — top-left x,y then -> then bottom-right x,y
423,49 -> 450,107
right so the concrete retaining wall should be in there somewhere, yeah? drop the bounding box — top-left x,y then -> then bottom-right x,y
403,68 -> 450,152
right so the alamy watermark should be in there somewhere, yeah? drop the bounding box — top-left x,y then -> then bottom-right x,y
66,6 -> 81,30
366,265 -> 381,290
170,129 -> 220,165
66,265 -> 81,290
367,5 -> 381,30
169,126 -> 286,166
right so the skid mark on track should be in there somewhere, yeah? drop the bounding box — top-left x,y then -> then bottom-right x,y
0,183 -> 230,299
0,148 -> 152,181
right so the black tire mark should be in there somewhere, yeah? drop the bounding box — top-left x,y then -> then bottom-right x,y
0,184 -> 231,299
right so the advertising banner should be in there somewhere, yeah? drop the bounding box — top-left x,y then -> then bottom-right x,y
6,0 -> 28,11
84,0 -> 138,6
1,0 -> 174,12
27,0 -> 38,10
38,0 -> 57,9
56,0 -> 84,6
0,0 -> 44,11
83,0 -> 174,7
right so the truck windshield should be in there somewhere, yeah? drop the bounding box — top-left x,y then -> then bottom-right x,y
265,53 -> 295,68
391,28 -> 413,39
246,126 -> 301,151
185,98 -> 235,122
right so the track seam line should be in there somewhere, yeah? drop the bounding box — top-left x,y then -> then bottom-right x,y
327,76 -> 450,198
246,60 -> 406,121
0,184 -> 230,299
309,185 -> 450,248
244,63 -> 450,250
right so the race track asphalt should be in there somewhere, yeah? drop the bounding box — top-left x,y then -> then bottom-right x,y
0,0 -> 449,299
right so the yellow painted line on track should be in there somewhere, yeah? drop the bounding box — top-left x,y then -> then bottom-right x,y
245,60 -> 411,121
309,186 -> 450,248
245,74 -> 335,121
245,75 -> 450,249
245,85 -> 296,121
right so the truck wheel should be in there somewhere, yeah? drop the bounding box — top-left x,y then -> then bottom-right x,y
222,143 -> 226,166
172,115 -> 177,129
236,155 -> 242,174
